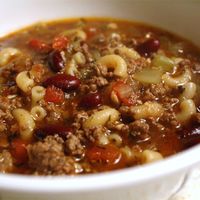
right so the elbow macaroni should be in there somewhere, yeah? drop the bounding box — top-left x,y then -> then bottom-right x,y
121,146 -> 133,159
83,107 -> 120,129
97,55 -> 128,78
65,59 -> 78,76
108,133 -> 122,147
0,47 -> 21,67
98,134 -> 109,145
176,99 -> 196,122
116,46 -> 140,60
66,52 -> 86,76
13,108 -> 35,140
31,86 -> 46,106
131,102 -> 164,120
162,68 -> 191,88
140,150 -> 163,164
73,52 -> 86,65
31,106 -> 47,121
16,71 -> 35,93
61,29 -> 87,40
180,82 -> 197,100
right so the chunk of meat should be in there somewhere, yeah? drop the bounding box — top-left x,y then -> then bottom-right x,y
150,83 -> 170,97
65,134 -> 85,156
27,135 -> 75,175
0,150 -> 13,173
82,126 -> 110,144
129,119 -> 150,141
159,112 -> 180,127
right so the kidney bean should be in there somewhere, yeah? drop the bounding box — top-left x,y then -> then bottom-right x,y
35,125 -> 73,140
180,125 -> 200,148
80,92 -> 102,109
48,50 -> 65,72
137,38 -> 160,57
43,74 -> 80,92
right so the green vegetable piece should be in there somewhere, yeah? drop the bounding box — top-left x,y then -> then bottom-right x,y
134,68 -> 163,84
151,55 -> 174,72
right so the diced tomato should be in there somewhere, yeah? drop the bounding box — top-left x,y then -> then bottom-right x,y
30,64 -> 45,82
44,85 -> 65,104
86,145 -> 121,165
10,138 -> 28,164
113,81 -> 136,106
28,39 -> 51,53
84,26 -> 98,39
52,36 -> 69,50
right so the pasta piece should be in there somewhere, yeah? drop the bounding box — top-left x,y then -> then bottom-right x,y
61,29 -> 87,40
83,107 -> 120,129
107,23 -> 118,29
131,102 -> 164,119
162,68 -> 191,88
16,71 -> 34,93
12,109 -> 35,140
65,59 -> 78,76
97,55 -> 127,78
0,47 -> 21,67
117,46 -> 140,60
31,86 -> 46,105
73,52 -> 86,65
110,91 -> 120,106
176,99 -> 196,122
108,134 -> 122,146
180,82 -> 197,100
121,146 -> 133,159
31,106 -> 47,121
140,150 -> 163,164
98,134 -> 109,145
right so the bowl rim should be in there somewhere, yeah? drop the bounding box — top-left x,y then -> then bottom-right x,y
0,145 -> 199,193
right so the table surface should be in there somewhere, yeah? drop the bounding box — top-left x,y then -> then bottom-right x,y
170,169 -> 200,200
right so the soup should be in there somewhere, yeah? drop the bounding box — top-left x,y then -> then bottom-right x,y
0,18 -> 199,175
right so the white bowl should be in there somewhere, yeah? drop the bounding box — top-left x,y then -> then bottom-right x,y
0,1 -> 200,200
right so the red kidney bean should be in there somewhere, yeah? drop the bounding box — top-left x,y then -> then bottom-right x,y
136,38 -> 160,57
180,125 -> 200,149
43,74 -> 80,92
80,92 -> 102,109
35,125 -> 73,140
48,50 -> 65,72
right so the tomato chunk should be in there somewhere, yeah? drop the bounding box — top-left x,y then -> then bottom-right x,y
28,39 -> 51,53
44,85 -> 65,104
113,81 -> 136,106
86,145 -> 121,165
10,138 -> 28,164
52,36 -> 69,50
84,26 -> 98,39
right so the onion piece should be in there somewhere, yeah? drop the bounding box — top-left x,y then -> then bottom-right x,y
151,55 -> 174,72
133,68 -> 163,84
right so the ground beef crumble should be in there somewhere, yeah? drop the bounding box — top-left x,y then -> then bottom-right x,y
65,134 -> 85,157
129,119 -> 150,141
27,135 -> 75,175
0,150 -> 13,173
